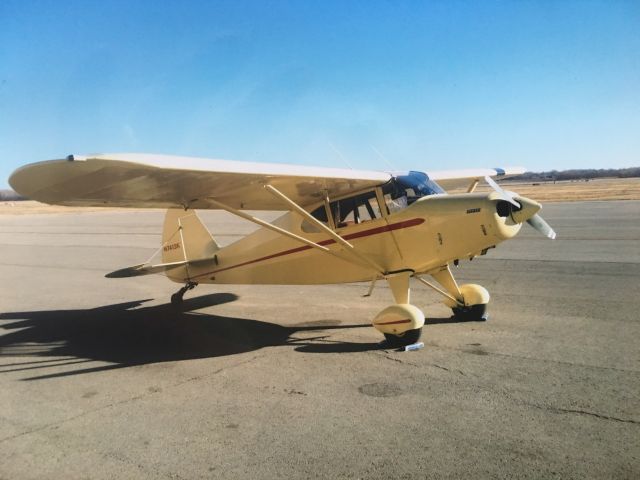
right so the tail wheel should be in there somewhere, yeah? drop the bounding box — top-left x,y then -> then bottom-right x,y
383,328 -> 422,348
170,293 -> 182,307
170,282 -> 197,308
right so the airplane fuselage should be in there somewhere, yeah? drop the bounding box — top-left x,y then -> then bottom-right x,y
168,191 -> 522,286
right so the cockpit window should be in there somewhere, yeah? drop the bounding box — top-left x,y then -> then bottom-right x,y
395,171 -> 445,201
382,171 -> 444,213
305,172 -> 443,232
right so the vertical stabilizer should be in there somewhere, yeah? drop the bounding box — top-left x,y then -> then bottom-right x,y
162,209 -> 220,264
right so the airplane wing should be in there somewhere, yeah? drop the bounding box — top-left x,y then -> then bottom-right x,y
425,167 -> 526,191
9,153 -> 391,210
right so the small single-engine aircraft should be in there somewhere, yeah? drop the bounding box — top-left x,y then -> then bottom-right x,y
9,153 -> 555,346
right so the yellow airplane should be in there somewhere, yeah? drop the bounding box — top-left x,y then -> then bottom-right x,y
9,153 -> 555,347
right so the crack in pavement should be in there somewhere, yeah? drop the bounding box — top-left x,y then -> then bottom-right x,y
372,351 -> 468,376
458,378 -> 640,426
369,349 -> 637,425
528,403 -> 640,425
371,351 -> 420,367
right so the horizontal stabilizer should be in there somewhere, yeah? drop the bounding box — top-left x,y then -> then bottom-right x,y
105,261 -> 189,278
105,258 -> 212,278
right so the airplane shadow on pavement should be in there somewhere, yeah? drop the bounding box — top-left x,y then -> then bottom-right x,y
0,293 -> 469,381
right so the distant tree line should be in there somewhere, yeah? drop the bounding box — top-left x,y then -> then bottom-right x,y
511,167 -> 640,182
0,189 -> 26,201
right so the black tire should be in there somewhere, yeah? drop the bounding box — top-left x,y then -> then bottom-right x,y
452,304 -> 488,321
383,328 -> 422,348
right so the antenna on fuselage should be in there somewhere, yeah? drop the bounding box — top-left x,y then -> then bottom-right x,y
371,145 -> 396,171
328,142 -> 354,170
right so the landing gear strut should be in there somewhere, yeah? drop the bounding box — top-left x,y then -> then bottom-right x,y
419,266 -> 490,322
372,272 -> 426,348
171,281 -> 198,307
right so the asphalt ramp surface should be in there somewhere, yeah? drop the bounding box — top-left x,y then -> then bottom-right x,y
1,201 -> 639,479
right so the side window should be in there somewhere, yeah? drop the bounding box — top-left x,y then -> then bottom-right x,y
384,193 -> 407,214
334,197 -> 357,226
301,204 -> 330,233
310,204 -> 328,223
357,196 -> 380,222
302,191 -> 383,232
382,179 -> 410,214
333,191 -> 380,228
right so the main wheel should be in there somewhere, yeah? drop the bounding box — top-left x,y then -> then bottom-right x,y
383,328 -> 422,348
452,304 -> 488,321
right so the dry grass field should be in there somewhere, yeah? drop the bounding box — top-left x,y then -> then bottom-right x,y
473,177 -> 640,202
0,177 -> 639,215
0,202 -> 155,215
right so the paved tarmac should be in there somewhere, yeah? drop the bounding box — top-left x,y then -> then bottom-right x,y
1,201 -> 639,479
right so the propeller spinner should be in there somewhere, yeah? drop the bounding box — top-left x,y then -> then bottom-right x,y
484,176 -> 557,240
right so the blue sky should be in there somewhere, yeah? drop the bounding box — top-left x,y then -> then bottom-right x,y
1,0 -> 638,188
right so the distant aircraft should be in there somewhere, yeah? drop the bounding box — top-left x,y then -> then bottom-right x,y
10,154 -> 555,346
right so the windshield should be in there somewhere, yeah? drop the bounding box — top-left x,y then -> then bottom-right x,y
382,171 -> 444,212
396,171 -> 445,199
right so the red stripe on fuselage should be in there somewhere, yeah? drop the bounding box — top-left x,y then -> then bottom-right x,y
193,217 -> 425,279
373,318 -> 412,326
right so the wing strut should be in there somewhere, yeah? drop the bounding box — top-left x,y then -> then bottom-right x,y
203,197 -> 330,254
264,184 -> 386,275
204,195 -> 383,273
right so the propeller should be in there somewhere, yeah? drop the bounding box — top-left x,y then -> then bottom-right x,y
484,175 -> 520,208
484,176 -> 557,240
526,214 -> 557,240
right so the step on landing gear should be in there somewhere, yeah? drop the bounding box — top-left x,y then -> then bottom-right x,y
171,281 -> 198,307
